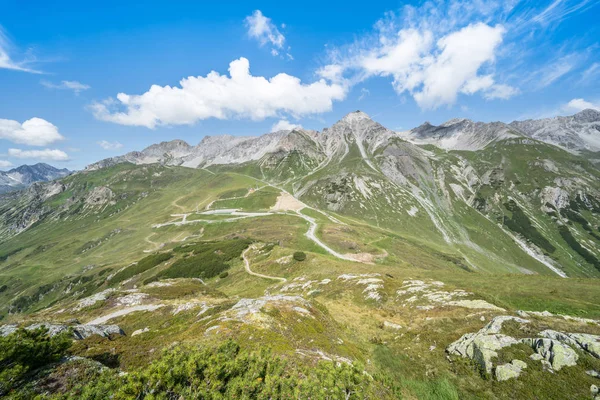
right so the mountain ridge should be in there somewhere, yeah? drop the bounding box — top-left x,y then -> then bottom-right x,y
85,109 -> 600,172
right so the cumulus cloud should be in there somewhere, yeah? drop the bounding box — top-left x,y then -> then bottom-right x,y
41,80 -> 91,94
563,98 -> 600,112
91,57 -> 347,128
8,148 -> 69,161
0,27 -> 41,73
271,119 -> 302,132
245,10 -> 291,58
97,140 -> 123,150
0,117 -> 64,146
0,160 -> 14,168
318,2 -> 518,109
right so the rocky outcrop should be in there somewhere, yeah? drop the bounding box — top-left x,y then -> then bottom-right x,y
0,323 -> 125,340
447,316 -> 597,379
522,337 -> 579,370
539,330 -> 600,359
447,316 -> 528,374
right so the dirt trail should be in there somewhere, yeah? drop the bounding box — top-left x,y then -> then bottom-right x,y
242,247 -> 287,283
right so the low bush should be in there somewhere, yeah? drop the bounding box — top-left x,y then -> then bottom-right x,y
154,239 -> 251,281
60,341 -> 392,399
0,327 -> 72,396
109,252 -> 173,284
293,251 -> 306,262
559,225 -> 600,271
503,201 -> 556,253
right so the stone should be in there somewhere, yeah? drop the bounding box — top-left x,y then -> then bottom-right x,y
592,385 -> 599,397
383,321 -> 402,330
0,324 -> 18,337
495,363 -> 520,381
587,370 -> 600,379
523,338 -> 578,370
530,353 -> 544,361
511,359 -> 527,369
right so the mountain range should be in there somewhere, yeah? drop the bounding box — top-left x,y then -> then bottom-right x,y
86,109 -> 600,170
0,163 -> 71,194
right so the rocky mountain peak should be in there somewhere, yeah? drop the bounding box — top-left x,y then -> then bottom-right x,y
339,110 -> 371,123
573,108 -> 600,123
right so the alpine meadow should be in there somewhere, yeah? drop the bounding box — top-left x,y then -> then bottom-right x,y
1,1 -> 600,399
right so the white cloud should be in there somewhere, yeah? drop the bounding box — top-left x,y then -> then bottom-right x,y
563,98 -> 600,112
0,27 -> 41,73
0,160 -> 14,168
97,140 -> 123,150
91,57 -> 347,128
8,148 -> 69,161
0,117 -> 64,146
245,10 -> 289,58
41,80 -> 91,94
320,19 -> 515,109
358,88 -> 370,101
581,62 -> 600,81
483,83 -> 520,100
535,55 -> 575,88
532,0 -> 593,25
271,119 -> 302,132
415,23 -> 507,108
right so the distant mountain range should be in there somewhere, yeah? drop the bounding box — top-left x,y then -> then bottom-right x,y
0,163 -> 71,194
86,109 -> 600,171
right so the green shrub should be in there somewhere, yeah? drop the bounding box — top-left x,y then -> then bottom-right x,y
503,201 -> 556,253
60,341 -> 391,399
0,327 -> 72,396
110,252 -> 173,284
219,271 -> 229,279
154,239 -> 251,281
9,283 -> 58,313
559,225 -> 600,271
293,251 -> 306,262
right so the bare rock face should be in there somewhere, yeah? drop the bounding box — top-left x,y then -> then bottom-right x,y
84,186 -> 114,207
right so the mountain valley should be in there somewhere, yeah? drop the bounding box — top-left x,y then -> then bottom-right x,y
1,110 -> 600,399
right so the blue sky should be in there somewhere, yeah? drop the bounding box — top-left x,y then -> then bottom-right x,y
0,0 -> 599,170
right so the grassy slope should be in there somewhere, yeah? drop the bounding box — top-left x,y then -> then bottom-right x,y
1,162 -> 600,399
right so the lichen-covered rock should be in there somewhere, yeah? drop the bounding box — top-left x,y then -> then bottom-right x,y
0,324 -> 18,336
1,323 -> 125,340
523,338 -> 578,371
540,330 -> 600,359
447,316 -> 528,374
495,360 -> 527,381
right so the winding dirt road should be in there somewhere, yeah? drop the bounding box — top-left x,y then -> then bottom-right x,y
242,247 -> 287,283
